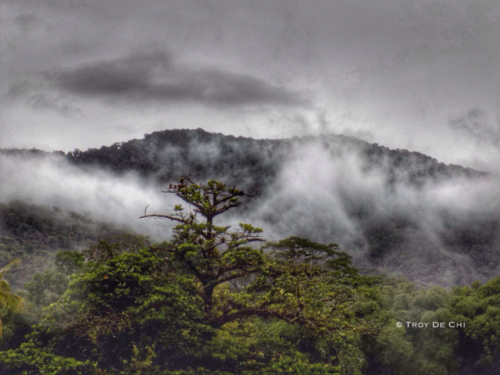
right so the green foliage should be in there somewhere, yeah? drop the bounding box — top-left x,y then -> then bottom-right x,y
4,177 -> 500,374
448,277 -> 500,364
0,200 -> 126,290
55,250 -> 85,275
24,250 -> 85,308
25,269 -> 69,308
82,234 -> 149,263
0,260 -> 26,339
0,260 -> 37,351
0,334 -> 94,375
359,278 -> 459,375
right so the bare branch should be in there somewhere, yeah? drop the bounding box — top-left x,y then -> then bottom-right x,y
139,214 -> 186,224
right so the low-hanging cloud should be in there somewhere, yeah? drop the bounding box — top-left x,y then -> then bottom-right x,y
0,153 -> 178,241
447,108 -> 500,172
48,51 -> 308,107
2,133 -> 500,287
243,140 -> 500,286
449,108 -> 500,146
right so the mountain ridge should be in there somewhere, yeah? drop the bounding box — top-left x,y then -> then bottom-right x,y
0,128 -> 489,188
2,128 -> 499,286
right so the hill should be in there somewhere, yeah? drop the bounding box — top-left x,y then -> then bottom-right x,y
0,129 -> 497,286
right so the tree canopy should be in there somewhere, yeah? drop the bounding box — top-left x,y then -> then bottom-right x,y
2,177 -> 500,374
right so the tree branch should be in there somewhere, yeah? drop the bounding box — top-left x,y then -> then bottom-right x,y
139,214 -> 186,224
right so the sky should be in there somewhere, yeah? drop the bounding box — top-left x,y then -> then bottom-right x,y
1,0 -> 500,171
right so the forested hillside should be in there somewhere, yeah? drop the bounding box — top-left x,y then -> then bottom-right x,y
67,128 -> 488,190
0,200 -> 129,290
1,128 -> 487,189
1,129 -> 497,286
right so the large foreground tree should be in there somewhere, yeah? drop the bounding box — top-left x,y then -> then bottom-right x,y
141,176 -> 265,315
140,176 -> 366,335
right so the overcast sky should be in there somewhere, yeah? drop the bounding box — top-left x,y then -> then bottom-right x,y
1,0 -> 500,171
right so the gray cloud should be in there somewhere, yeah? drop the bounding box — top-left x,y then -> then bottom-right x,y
14,13 -> 38,31
449,108 -> 500,146
50,51 -> 308,107
8,80 -> 84,117
2,0 -> 500,166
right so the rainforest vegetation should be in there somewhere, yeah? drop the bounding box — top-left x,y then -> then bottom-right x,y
1,177 -> 500,375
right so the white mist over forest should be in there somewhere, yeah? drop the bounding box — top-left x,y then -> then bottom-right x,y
250,141 -> 500,285
2,131 -> 500,286
0,153 -> 176,241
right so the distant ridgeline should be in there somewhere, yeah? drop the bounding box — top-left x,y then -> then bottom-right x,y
0,128 -> 487,190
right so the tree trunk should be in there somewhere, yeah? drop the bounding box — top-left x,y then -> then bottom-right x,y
203,284 -> 216,314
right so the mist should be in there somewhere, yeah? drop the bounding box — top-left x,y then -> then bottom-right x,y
0,153 -> 178,242
247,140 -> 500,286
2,132 -> 500,287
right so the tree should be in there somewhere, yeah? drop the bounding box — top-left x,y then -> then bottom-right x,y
141,177 -> 367,334
0,259 -> 26,339
141,176 -> 264,316
217,237 -> 359,329
138,176 -> 376,373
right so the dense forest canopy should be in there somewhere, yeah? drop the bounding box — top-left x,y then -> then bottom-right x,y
1,177 -> 500,374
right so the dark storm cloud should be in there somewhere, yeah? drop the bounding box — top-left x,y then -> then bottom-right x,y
50,51 -> 308,107
450,108 -> 500,146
